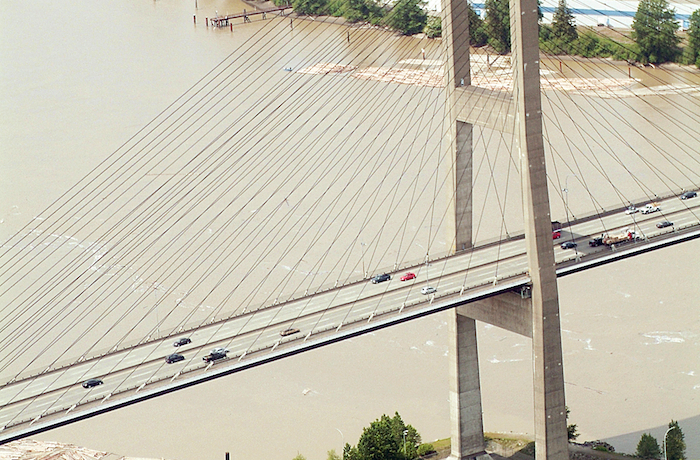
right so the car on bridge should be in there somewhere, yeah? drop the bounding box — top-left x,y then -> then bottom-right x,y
421,286 -> 437,295
561,241 -> 577,249
400,272 -> 416,281
624,206 -> 638,214
589,236 -> 604,247
371,273 -> 391,284
165,353 -> 185,364
280,327 -> 300,337
173,337 -> 191,347
552,230 -> 561,239
681,191 -> 697,200
82,378 -> 103,389
656,221 -> 674,228
203,349 -> 227,363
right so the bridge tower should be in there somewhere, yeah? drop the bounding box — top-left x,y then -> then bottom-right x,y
441,0 -> 569,459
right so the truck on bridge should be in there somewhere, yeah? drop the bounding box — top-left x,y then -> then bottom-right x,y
640,203 -> 660,214
589,228 -> 637,247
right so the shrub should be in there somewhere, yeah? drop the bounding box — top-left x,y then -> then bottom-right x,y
417,443 -> 436,456
424,15 -> 441,38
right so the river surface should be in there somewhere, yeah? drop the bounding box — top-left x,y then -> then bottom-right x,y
1,0 -> 699,459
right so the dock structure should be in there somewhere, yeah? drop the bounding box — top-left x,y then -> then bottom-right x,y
209,5 -> 292,27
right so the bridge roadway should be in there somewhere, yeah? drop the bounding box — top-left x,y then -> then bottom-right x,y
1,194 -> 699,442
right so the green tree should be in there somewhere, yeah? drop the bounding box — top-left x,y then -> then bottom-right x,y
636,433 -> 662,459
384,0 -> 427,35
337,0 -> 383,22
632,0 -> 680,63
291,0 -> 328,15
328,449 -> 342,460
484,0 -> 510,53
424,15 -> 441,38
344,412 -> 421,460
292,454 -> 307,460
344,443 -> 361,460
565,406 -> 579,441
551,0 -> 577,42
468,2 -> 488,46
684,10 -> 700,67
665,420 -> 686,460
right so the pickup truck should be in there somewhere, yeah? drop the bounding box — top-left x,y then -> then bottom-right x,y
640,203 -> 660,214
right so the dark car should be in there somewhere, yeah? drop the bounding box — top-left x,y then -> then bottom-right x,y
82,378 -> 103,389
173,337 -> 191,347
656,221 -> 674,228
371,273 -> 391,284
680,191 -> 697,200
588,237 -> 604,247
203,351 -> 227,363
561,241 -> 577,249
165,353 -> 185,364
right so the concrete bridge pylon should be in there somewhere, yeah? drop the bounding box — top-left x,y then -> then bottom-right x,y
441,0 -> 569,457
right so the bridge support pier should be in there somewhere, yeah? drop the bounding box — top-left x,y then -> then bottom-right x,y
448,310 -> 487,460
442,0 -> 569,455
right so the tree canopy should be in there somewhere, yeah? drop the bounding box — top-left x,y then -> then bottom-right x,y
636,433 -> 662,459
291,0 -> 327,15
467,3 -> 488,46
484,0 -> 510,53
424,15 -> 441,38
343,412 -> 421,460
686,10 -> 700,67
632,0 -> 680,63
665,420 -> 686,460
384,0 -> 428,35
551,0 -> 577,42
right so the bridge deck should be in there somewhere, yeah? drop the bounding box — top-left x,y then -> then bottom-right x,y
1,194 -> 699,442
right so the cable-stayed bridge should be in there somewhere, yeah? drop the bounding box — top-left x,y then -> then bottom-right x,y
2,203 -> 700,441
1,1 -> 700,456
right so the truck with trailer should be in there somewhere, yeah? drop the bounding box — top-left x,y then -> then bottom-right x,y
589,228 -> 636,247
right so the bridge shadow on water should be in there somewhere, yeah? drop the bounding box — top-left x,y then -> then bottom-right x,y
602,414 -> 700,456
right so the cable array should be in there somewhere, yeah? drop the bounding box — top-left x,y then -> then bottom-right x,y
1,1 -> 699,426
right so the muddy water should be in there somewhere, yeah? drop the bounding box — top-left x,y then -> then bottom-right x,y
2,0 -> 699,459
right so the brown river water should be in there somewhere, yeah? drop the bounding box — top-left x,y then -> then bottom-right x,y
1,0 -> 699,458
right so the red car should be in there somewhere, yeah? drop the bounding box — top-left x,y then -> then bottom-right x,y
552,231 -> 561,239
400,272 -> 416,281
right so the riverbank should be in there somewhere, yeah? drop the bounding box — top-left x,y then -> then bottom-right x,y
429,434 -> 640,460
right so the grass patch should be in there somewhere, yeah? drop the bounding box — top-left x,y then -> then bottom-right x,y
429,438 -> 451,451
